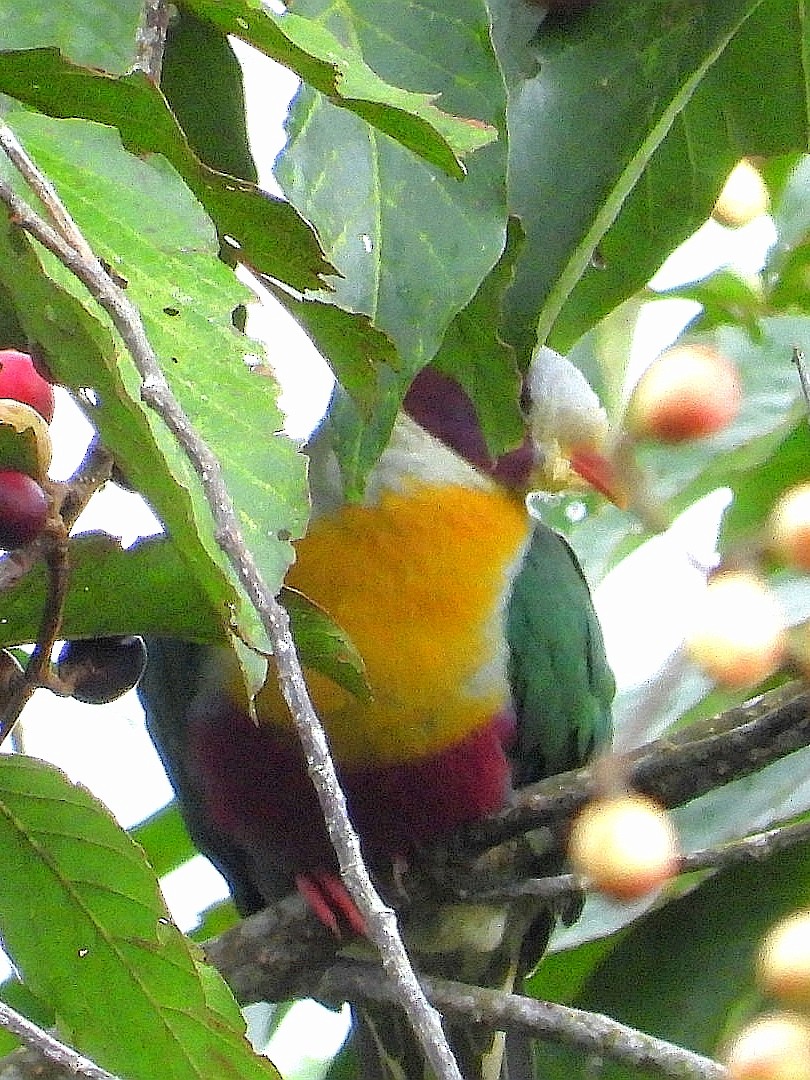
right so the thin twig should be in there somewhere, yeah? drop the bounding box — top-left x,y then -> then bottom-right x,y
0,128 -> 97,264
57,438 -> 116,534
0,125 -> 464,1080
133,0 -> 171,82
473,817 -> 810,904
0,1001 -> 119,1080
682,816 -> 810,874
0,515 -> 70,744
321,966 -> 728,1080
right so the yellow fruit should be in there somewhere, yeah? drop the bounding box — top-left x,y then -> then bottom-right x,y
0,398 -> 52,480
626,344 -> 742,443
725,1013 -> 810,1080
759,912 -> 810,1008
567,794 -> 679,902
713,159 -> 770,228
768,485 -> 810,573
686,572 -> 786,689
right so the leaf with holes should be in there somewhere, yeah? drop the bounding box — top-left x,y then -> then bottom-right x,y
0,109 -> 309,656
0,755 -> 280,1080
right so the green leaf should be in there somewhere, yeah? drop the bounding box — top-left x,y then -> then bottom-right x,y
179,0 -> 497,177
0,978 -> 54,1056
130,801 -> 199,879
284,586 -> 371,703
0,111 -> 309,652
0,755 -> 281,1080
0,49 -> 331,292
660,271 -> 765,338
276,0 -> 509,483
162,11 -> 257,183
535,843 -> 810,1077
0,0 -> 142,74
264,282 -> 399,412
0,536 -> 223,646
431,216 -> 525,459
722,425 -> 810,550
495,0 -> 809,361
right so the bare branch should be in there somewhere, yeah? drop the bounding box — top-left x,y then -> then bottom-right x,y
0,1001 -> 119,1080
458,681 -> 810,857
0,509 -> 70,744
133,0 -> 171,82
323,965 -> 728,1080
0,125 -> 463,1080
204,682 -> 810,1008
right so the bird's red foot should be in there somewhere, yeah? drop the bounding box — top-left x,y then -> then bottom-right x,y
295,872 -> 367,938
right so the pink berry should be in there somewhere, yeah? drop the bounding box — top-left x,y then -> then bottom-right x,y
626,344 -> 742,443
0,471 -> 48,549
0,350 -> 55,423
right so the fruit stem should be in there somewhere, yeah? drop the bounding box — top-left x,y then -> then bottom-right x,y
0,510 -> 70,743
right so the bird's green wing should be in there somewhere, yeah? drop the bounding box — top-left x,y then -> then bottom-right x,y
506,523 -> 614,787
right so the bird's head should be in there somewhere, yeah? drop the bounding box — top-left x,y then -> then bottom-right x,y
404,348 -> 623,504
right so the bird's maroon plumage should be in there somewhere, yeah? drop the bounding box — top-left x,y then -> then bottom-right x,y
187,701 -> 516,879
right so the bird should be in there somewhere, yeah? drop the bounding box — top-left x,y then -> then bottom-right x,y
140,350 -> 615,1079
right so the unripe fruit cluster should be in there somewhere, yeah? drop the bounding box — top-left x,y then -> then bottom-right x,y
722,911 -> 810,1079
0,349 -> 56,550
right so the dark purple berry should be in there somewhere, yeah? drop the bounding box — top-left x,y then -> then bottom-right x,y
57,636 -> 148,704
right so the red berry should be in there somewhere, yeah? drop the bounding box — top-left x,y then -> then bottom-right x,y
0,471 -> 48,549
0,350 -> 55,423
626,344 -> 742,443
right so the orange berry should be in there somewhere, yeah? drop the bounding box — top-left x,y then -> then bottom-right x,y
626,344 -> 742,443
686,572 -> 786,689
568,794 -> 679,902
759,912 -> 810,1008
768,485 -> 810,573
713,160 -> 770,228
725,1013 -> 810,1080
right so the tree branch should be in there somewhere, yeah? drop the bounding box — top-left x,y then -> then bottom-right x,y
476,815 -> 810,904
0,1001 -> 118,1080
456,681 -> 810,859
203,682 -> 810,1008
323,965 -> 727,1080
133,0 -> 171,83
0,124 -> 463,1080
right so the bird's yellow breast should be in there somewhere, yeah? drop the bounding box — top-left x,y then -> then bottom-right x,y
258,480 -> 531,766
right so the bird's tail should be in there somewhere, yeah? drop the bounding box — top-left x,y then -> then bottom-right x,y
345,900 -> 551,1080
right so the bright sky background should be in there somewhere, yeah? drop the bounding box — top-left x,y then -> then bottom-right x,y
0,36 -> 780,1076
